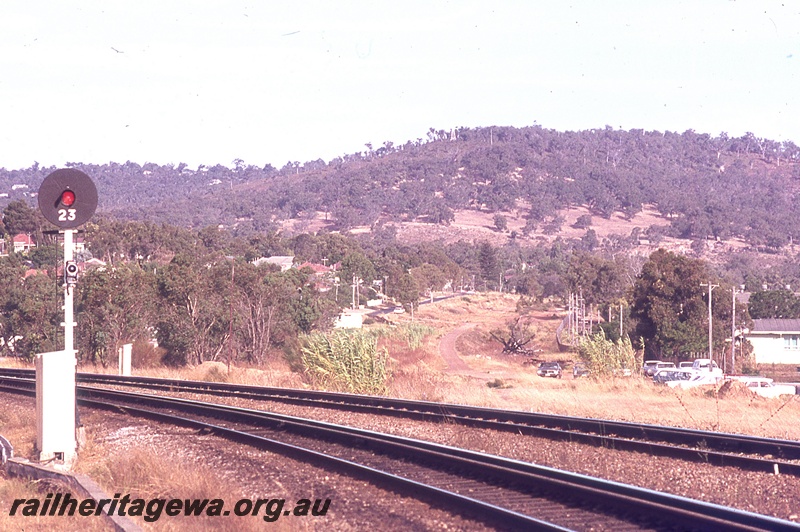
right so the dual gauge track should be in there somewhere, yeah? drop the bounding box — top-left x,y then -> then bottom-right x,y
0,368 -> 798,531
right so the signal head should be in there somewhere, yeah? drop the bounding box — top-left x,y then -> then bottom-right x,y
60,190 -> 76,207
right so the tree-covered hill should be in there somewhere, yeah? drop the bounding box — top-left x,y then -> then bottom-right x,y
1,125 -> 799,249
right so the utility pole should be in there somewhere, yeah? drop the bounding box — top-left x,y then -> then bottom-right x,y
731,286 -> 739,374
228,260 -> 234,373
701,282 -> 719,363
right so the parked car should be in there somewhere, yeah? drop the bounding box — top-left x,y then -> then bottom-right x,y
644,361 -> 676,377
666,373 -> 723,389
573,363 -> 589,378
655,369 -> 695,384
537,361 -> 563,378
652,368 -> 691,384
642,360 -> 660,375
741,378 -> 797,398
691,358 -> 722,376
678,361 -> 694,369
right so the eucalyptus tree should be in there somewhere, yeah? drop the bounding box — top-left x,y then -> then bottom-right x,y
630,249 -> 732,359
76,264 -> 158,365
155,253 -> 229,366
1,269 -> 62,358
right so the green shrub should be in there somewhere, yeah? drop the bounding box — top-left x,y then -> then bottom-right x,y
577,331 -> 641,377
300,330 -> 390,394
486,378 -> 511,389
372,323 -> 436,349
399,323 -> 436,349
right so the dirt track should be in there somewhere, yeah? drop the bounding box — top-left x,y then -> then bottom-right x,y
437,323 -> 474,372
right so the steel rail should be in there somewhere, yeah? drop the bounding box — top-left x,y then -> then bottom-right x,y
1,378 -> 798,531
1,368 -> 800,476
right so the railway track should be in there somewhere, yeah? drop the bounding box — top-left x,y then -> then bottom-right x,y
1,368 -> 798,477
1,376 -> 797,531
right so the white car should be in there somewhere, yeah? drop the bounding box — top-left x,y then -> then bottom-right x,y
691,358 -> 723,377
666,373 -> 722,389
653,368 -> 692,384
744,378 -> 797,398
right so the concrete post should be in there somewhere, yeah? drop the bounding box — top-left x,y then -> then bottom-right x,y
36,351 -> 77,467
118,343 -> 132,376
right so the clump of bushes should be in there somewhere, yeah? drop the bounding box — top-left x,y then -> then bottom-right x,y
398,323 -> 436,349
577,330 -> 641,377
486,378 -> 512,389
131,340 -> 166,368
373,323 -> 436,349
300,330 -> 390,394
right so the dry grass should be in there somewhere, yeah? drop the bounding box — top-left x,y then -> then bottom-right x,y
77,358 -> 307,389
499,374 -> 800,439
0,474 -> 112,532
75,451 -> 271,531
71,422 -> 297,532
377,292 -> 800,439
0,399 -> 36,459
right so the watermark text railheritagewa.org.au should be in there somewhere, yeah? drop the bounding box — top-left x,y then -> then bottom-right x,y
9,492 -> 331,523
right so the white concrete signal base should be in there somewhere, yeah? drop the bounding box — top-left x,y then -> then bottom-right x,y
36,350 -> 77,468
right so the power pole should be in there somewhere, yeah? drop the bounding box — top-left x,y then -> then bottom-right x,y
228,260 -> 234,373
731,286 -> 739,374
700,282 -> 719,363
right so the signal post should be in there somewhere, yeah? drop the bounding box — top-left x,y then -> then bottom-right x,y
36,169 -> 97,467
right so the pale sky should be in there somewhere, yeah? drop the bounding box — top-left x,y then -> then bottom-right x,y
1,1 -> 798,170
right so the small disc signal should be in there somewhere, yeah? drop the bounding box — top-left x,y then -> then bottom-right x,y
37,169 -> 98,229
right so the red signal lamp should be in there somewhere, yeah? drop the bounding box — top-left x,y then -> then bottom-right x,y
60,190 -> 76,207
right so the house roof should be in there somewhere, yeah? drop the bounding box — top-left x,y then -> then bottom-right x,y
298,261 -> 331,274
12,234 -> 35,244
751,319 -> 800,333
252,256 -> 295,271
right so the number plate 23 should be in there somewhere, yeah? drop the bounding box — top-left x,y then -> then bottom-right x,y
58,208 -> 77,221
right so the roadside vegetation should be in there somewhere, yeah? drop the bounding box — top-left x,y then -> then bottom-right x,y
300,329 -> 390,395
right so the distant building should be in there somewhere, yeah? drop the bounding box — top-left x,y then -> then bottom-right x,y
746,319 -> 800,365
24,268 -> 46,279
12,234 -> 35,254
334,310 -> 363,329
252,256 -> 295,272
83,258 -> 107,270
298,261 -> 335,292
298,261 -> 331,275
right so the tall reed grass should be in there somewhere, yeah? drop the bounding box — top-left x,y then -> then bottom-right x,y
373,323 -> 436,350
300,330 -> 390,394
577,330 -> 642,376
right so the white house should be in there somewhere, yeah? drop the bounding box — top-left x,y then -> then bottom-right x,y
746,319 -> 800,365
12,234 -> 35,253
252,256 -> 295,272
334,310 -> 364,329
